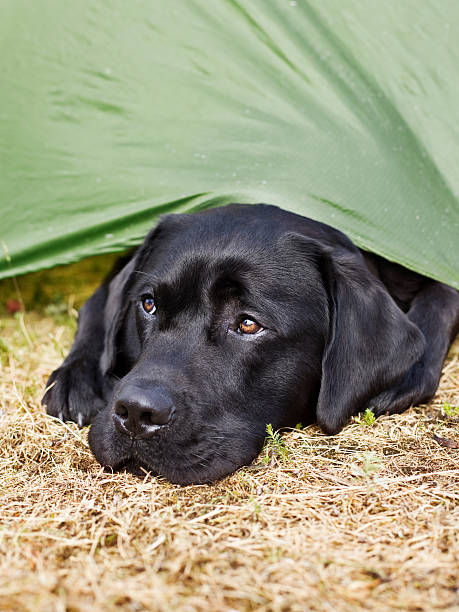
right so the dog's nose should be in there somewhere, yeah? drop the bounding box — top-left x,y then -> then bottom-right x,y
113,385 -> 175,439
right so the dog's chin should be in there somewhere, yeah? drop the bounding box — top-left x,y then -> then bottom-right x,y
110,455 -> 243,486
113,457 -> 159,479
89,409 -> 264,485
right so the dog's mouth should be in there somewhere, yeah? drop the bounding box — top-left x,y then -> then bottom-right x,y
89,412 -> 265,485
106,452 -> 241,486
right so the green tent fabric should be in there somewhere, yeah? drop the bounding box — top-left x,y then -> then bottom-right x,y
1,0 -> 458,288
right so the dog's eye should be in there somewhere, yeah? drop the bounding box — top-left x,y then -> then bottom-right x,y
238,319 -> 263,335
141,295 -> 156,315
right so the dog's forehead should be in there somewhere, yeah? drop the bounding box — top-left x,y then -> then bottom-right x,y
150,203 -> 351,256
160,204 -> 287,248
141,207 -> 300,283
133,205 -> 326,314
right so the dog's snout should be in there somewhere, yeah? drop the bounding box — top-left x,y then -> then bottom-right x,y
113,385 -> 175,439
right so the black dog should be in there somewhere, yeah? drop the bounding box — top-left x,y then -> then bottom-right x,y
42,204 -> 459,484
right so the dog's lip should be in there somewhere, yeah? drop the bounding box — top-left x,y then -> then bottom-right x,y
105,446 -> 215,484
108,446 -> 249,485
110,455 -> 201,484
114,419 -> 164,441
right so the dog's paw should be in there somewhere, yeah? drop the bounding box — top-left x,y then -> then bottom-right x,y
42,358 -> 106,427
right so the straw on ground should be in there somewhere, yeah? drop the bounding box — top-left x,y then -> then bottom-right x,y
1,306 -> 458,612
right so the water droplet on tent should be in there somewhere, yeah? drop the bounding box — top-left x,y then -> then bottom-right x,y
96,177 -> 101,183
415,215 -> 420,220
201,154 -> 206,159
104,68 -> 113,76
105,233 -> 114,239
262,180 -> 267,184
232,172 -> 237,177
289,1 -> 297,6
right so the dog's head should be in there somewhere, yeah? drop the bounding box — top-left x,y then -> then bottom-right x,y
89,204 -> 423,484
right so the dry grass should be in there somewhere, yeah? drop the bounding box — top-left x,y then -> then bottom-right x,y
1,303 -> 458,611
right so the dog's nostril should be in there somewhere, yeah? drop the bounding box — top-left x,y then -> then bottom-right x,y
115,404 -> 129,419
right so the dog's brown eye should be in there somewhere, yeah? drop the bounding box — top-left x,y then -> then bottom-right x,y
239,319 -> 263,335
141,296 -> 156,315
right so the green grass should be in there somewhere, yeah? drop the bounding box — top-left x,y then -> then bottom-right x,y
0,252 -> 121,314
353,408 -> 376,426
442,402 -> 459,417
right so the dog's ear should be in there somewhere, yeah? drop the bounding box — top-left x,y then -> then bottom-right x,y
99,220 -> 170,375
99,217 -> 180,375
284,232 -> 425,434
316,245 -> 425,434
99,255 -> 138,376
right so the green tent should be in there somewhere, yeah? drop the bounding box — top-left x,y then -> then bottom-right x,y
1,0 -> 458,288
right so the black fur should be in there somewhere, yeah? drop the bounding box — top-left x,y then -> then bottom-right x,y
42,204 -> 459,484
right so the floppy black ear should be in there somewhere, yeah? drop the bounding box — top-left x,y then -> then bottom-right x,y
316,246 -> 425,434
99,222 -> 167,375
99,256 -> 138,376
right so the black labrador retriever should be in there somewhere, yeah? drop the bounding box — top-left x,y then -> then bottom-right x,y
42,204 -> 459,485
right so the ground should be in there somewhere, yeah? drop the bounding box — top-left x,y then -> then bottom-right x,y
0,261 -> 458,612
